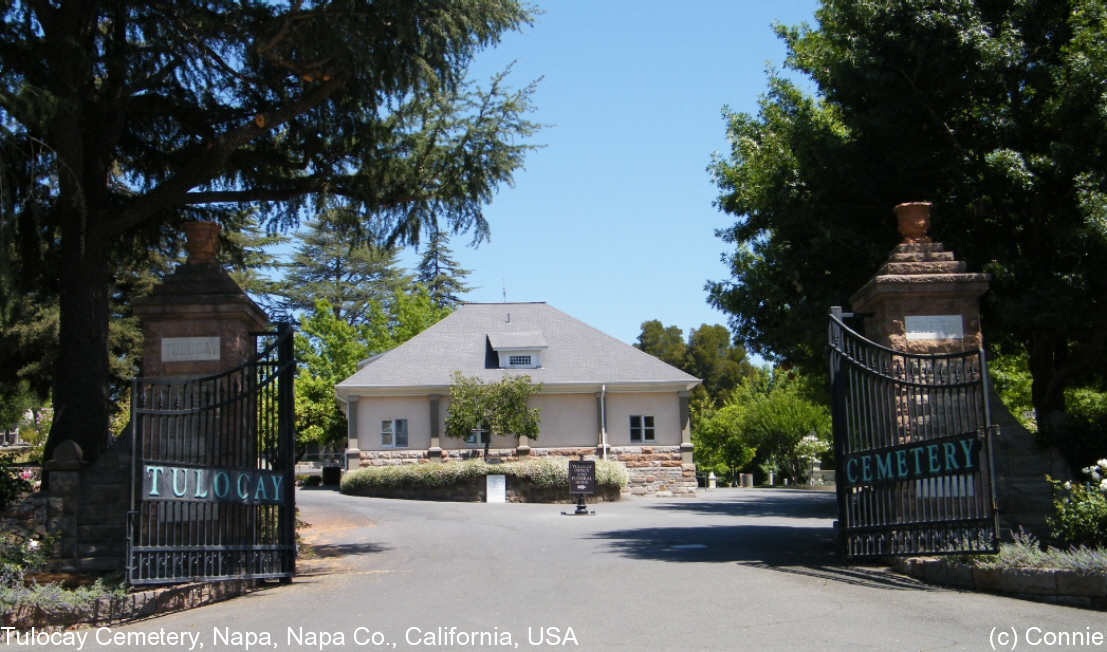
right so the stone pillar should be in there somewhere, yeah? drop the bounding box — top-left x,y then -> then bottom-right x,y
849,203 -> 988,353
678,390 -> 693,463
44,440 -> 85,572
428,394 -> 443,460
133,222 -> 269,377
516,435 -> 531,456
346,397 -> 361,470
848,202 -> 1065,535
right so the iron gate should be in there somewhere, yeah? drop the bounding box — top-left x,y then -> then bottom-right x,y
127,324 -> 296,585
828,313 -> 998,559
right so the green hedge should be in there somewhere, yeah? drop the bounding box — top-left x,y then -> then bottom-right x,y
340,457 -> 627,502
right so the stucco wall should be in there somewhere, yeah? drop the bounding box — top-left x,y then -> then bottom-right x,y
529,393 -> 597,447
355,397 -> 432,451
353,390 -> 682,451
604,392 -> 681,446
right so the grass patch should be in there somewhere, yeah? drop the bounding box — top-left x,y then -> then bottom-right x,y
340,458 -> 627,501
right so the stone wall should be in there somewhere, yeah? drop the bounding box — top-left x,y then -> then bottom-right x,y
987,387 -> 1070,538
46,438 -> 131,574
354,444 -> 698,497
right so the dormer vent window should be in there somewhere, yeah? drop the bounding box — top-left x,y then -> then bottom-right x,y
487,331 -> 547,370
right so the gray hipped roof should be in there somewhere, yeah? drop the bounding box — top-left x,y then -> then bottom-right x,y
335,302 -> 699,395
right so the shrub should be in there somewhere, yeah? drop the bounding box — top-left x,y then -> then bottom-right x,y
340,458 -> 627,500
0,454 -> 31,512
970,530 -> 1107,574
1046,460 -> 1107,549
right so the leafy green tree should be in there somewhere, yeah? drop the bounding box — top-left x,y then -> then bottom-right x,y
693,402 -> 758,484
295,291 -> 451,453
694,371 -> 829,484
685,324 -> 757,403
1,2 -> 538,464
708,0 -> 1107,444
280,215 -> 413,324
443,372 -> 541,458
739,374 -> 831,483
634,320 -> 757,405
416,227 -> 473,308
635,320 -> 687,370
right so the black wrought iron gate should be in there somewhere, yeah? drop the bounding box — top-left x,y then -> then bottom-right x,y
127,324 -> 296,585
828,313 -> 998,560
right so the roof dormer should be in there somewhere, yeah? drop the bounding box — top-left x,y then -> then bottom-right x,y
487,331 -> 547,369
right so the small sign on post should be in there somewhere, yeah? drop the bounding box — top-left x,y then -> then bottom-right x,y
564,459 -> 596,516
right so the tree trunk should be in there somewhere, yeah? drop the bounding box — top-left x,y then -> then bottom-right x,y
44,212 -> 111,466
1027,334 -> 1068,436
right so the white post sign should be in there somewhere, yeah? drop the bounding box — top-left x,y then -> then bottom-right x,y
486,474 -> 506,503
905,315 -> 964,341
162,336 -> 221,362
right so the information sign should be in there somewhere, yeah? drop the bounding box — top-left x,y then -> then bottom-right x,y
568,460 -> 596,496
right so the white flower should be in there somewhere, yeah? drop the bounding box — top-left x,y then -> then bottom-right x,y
1100,479 -> 1107,493
27,540 -> 39,550
1063,481 -> 1073,490
1098,459 -> 1107,470
1092,469 -> 1104,482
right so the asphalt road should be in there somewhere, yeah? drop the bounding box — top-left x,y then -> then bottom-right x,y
8,487 -> 1103,651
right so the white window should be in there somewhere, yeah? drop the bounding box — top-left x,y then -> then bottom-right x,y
464,426 -> 490,447
498,350 -> 540,368
381,419 -> 408,448
629,415 -> 655,442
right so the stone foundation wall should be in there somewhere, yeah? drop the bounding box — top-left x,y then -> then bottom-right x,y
46,438 -> 131,574
354,444 -> 698,497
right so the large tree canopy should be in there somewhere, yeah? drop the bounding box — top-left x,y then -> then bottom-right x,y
708,0 -> 1107,434
634,320 -> 757,405
0,1 -> 538,462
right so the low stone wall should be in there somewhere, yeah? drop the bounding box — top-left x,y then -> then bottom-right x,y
354,444 -> 698,497
607,445 -> 696,497
46,438 -> 131,575
892,557 -> 1107,610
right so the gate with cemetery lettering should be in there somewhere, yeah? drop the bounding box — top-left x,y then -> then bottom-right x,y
828,313 -> 999,560
127,324 -> 296,585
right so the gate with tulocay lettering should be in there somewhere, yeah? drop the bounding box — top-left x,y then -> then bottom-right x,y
828,313 -> 999,560
126,324 -> 296,585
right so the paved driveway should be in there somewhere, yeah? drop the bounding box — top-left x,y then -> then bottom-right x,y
16,488 -> 1103,651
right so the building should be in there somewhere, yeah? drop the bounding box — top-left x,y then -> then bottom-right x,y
335,302 -> 700,496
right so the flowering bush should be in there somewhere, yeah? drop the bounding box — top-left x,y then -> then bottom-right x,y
1047,459 -> 1107,548
340,458 -> 627,498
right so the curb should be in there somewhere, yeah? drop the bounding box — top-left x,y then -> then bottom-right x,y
2,579 -> 266,630
892,557 -> 1107,610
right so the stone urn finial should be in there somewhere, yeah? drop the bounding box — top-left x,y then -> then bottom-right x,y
895,202 -> 932,244
183,221 -> 221,263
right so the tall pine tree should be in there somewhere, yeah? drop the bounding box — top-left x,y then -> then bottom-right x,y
416,227 -> 472,308
279,215 -> 413,325
1,2 -> 537,464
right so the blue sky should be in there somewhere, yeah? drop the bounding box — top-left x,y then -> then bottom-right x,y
374,2 -> 821,346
